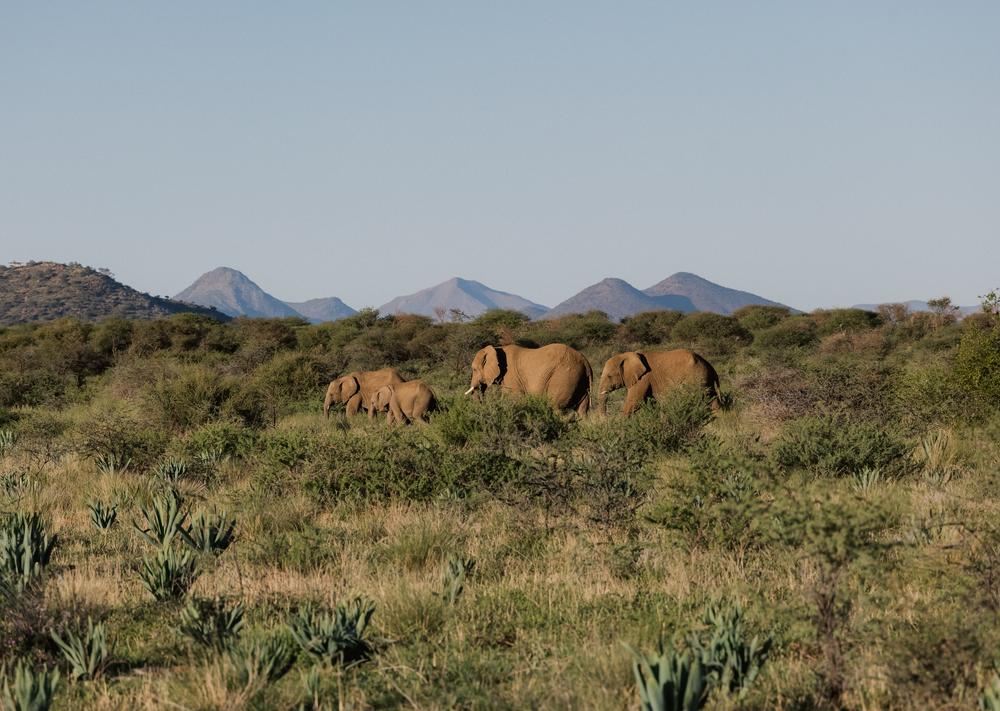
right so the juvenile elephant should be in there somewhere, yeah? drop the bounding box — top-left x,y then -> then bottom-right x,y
465,343 -> 593,415
597,349 -> 720,416
323,368 -> 406,417
368,380 -> 438,425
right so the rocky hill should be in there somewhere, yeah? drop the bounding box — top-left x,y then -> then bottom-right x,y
544,278 -> 695,322
643,272 -> 789,315
0,262 -> 225,325
284,297 -> 358,322
378,277 -> 549,320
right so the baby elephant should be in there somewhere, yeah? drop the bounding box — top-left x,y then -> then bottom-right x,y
368,380 -> 438,425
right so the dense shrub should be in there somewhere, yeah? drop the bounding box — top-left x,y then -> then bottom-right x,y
953,318 -> 1000,413
146,363 -> 235,430
75,410 -> 166,472
179,421 -> 258,461
809,308 -> 881,337
753,316 -> 818,353
618,311 -> 685,345
434,395 -> 568,453
671,313 -> 752,354
772,413 -> 910,476
732,305 -> 791,332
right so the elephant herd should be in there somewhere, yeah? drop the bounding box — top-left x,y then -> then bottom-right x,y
323,343 -> 720,424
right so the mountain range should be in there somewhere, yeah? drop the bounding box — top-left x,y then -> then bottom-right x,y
174,268 -> 357,323
14,261 -> 975,328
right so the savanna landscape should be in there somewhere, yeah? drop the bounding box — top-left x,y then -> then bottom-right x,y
3,297 -> 1000,710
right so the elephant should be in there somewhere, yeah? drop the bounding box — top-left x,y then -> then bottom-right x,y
465,343 -> 593,415
323,368 -> 406,417
597,349 -> 720,416
368,380 -> 438,425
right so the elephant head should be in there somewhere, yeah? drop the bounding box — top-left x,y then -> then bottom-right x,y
368,385 -> 393,418
597,352 -> 649,413
323,375 -> 360,417
465,346 -> 506,396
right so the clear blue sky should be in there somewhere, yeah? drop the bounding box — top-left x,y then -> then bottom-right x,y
2,2 -> 997,310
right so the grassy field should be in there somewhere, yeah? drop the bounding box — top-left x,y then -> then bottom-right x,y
2,302 -> 1000,709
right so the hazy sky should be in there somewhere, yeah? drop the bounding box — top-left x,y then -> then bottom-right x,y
2,3 -> 998,311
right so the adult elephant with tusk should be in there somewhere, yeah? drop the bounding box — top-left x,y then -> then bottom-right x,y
466,343 -> 593,416
597,349 -> 720,416
323,368 -> 406,418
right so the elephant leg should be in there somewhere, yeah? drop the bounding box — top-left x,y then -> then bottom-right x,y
345,393 -> 364,417
576,391 -> 590,418
391,400 -> 409,425
622,384 -> 649,416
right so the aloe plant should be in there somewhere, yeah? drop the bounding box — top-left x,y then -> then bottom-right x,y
288,597 -> 376,666
228,635 -> 296,687
627,643 -> 707,711
133,490 -> 189,548
686,602 -> 771,699
440,555 -> 475,605
179,597 -> 245,651
0,429 -> 15,457
94,452 -> 131,476
0,512 -> 56,591
185,511 -> 236,556
88,500 -> 118,533
982,671 -> 1000,711
0,659 -> 60,711
51,617 -> 112,680
154,460 -> 189,485
138,548 -> 198,601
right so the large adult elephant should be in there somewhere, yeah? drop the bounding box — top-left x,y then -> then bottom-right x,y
323,368 -> 406,417
597,349 -> 720,415
465,343 -> 593,415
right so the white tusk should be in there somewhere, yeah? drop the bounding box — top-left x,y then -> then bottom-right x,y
598,390 -> 607,395
464,386 -> 475,395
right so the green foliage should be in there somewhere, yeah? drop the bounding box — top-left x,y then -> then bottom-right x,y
0,513 -> 56,591
153,459 -> 189,485
227,635 -> 297,688
288,597 -> 376,666
773,413 -> 910,476
93,452 -> 131,476
146,363 -> 235,431
138,548 -> 199,601
810,308 -> 882,336
87,500 -> 117,532
75,410 -> 165,472
671,313 -> 752,353
685,602 -> 771,699
954,318 -> 1000,413
981,670 -> 1000,711
732,304 -> 791,331
435,394 -> 568,453
133,490 -> 190,549
0,429 -> 15,457
185,510 -> 237,556
627,642 -> 707,711
619,311 -> 685,345
50,617 -> 112,680
753,317 -> 818,352
0,659 -> 59,711
181,421 -> 257,461
440,555 -> 475,605
178,597 -> 245,652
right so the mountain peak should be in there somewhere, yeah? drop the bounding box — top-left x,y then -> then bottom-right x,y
379,277 -> 548,319
644,272 -> 790,315
545,277 -> 695,322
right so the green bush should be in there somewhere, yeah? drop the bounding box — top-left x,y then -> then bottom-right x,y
138,548 -> 199,601
180,421 -> 258,461
809,308 -> 881,337
434,394 -> 568,453
753,317 -> 818,352
619,311 -> 686,345
627,642 -> 707,711
671,313 -> 752,354
953,319 -> 1000,414
145,363 -> 234,431
179,597 -> 245,652
288,597 -> 376,666
772,413 -> 910,476
732,305 -> 792,332
0,513 -> 56,591
75,409 -> 166,472
0,659 -> 59,711
50,617 -> 112,680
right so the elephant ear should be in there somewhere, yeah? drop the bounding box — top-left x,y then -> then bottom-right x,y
483,346 -> 504,385
621,352 -> 649,387
342,375 -> 361,399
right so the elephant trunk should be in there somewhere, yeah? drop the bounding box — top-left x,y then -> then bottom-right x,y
323,392 -> 334,418
596,391 -> 608,415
